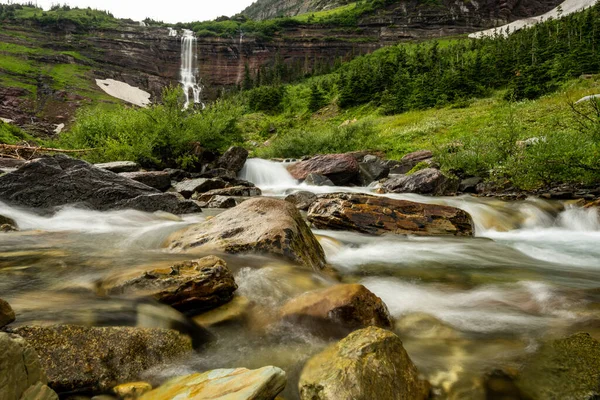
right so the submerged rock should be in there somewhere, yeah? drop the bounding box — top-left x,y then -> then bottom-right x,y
113,193 -> 202,215
113,382 -> 152,399
95,161 -> 140,173
298,327 -> 429,400
140,366 -> 286,400
285,191 -> 317,211
217,146 -> 249,173
0,332 -> 58,400
280,284 -> 392,337
192,296 -> 251,328
167,197 -> 326,271
288,154 -> 359,185
174,178 -> 228,199
308,193 -> 474,236
0,298 -> 16,328
103,256 -> 237,314
516,333 -> 600,399
383,168 -> 457,195
13,325 -> 192,394
119,171 -> 172,192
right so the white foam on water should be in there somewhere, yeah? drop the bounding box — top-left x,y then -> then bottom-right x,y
180,29 -> 202,109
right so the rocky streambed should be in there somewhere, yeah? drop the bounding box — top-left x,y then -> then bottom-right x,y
1,152 -> 600,400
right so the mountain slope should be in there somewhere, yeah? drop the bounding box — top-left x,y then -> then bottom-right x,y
242,0 -> 349,20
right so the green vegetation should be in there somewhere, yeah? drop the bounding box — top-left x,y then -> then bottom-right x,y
0,121 -> 34,144
57,88 -> 244,169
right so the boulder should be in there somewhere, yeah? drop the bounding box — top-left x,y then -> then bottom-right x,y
192,186 -> 262,202
298,327 -> 430,400
285,191 -> 318,211
280,284 -> 392,337
459,176 -> 482,193
288,154 -> 359,185
163,168 -> 191,182
516,333 -> 600,399
113,382 -> 152,399
0,332 -> 58,400
113,193 -> 202,215
304,173 -> 335,187
174,178 -> 228,199
389,150 -> 433,175
217,146 -> 249,173
13,325 -> 192,394
382,168 -> 457,195
0,214 -> 18,232
167,197 -> 326,271
103,256 -> 237,314
358,156 -> 390,185
0,298 -> 16,328
140,366 -> 286,400
204,196 -> 237,209
95,161 -> 140,173
119,171 -> 172,192
308,194 -> 474,236
0,156 -> 162,211
192,296 -> 251,328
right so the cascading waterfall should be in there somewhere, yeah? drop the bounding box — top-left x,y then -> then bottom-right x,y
238,158 -> 298,188
180,29 -> 202,109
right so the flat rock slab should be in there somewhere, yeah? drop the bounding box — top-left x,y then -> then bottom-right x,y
140,367 -> 286,400
308,193 -> 473,236
175,178 -> 229,199
13,325 -> 192,394
95,161 -> 140,173
119,171 -> 172,191
167,197 -> 326,271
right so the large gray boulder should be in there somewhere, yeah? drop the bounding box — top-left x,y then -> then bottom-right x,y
12,325 -> 192,394
217,146 -> 249,173
383,168 -> 457,195
0,156 -> 194,213
299,327 -> 430,400
0,332 -> 58,400
119,171 -> 172,191
174,178 -> 228,199
167,197 -> 326,271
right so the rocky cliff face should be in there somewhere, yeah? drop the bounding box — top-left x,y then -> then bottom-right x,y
243,0 -> 349,21
0,0 -> 562,134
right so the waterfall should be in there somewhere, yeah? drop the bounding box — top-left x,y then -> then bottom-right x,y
239,159 -> 298,188
180,29 -> 202,109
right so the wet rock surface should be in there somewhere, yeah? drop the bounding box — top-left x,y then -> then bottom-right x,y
140,366 -> 286,400
308,193 -> 474,236
192,186 -> 262,202
304,173 -> 335,186
288,154 -> 359,185
12,325 -> 192,394
280,284 -> 393,337
383,168 -> 457,195
118,171 -> 172,192
298,327 -> 430,400
0,332 -> 58,400
103,256 -> 237,314
217,146 -> 249,173
0,298 -> 16,328
203,195 -> 237,209
174,178 -> 229,199
285,191 -> 318,211
167,197 -> 326,271
0,214 -> 18,232
113,193 -> 202,215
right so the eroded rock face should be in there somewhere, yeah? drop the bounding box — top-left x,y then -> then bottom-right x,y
0,332 -> 59,400
0,298 -> 16,328
280,284 -> 393,337
12,325 -> 192,394
308,193 -> 473,236
119,171 -> 172,192
516,333 -> 600,399
298,327 -> 429,400
217,146 -> 249,173
288,154 -> 359,185
0,156 -> 162,211
140,367 -> 286,400
167,197 -> 326,271
103,256 -> 237,314
383,168 -> 457,195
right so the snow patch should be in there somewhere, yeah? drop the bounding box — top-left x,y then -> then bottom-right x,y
95,79 -> 151,107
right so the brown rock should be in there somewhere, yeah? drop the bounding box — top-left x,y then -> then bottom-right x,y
167,197 -> 326,271
308,193 -> 473,236
287,154 -> 359,185
280,284 -> 393,337
103,256 -> 237,314
0,298 -> 16,328
13,325 -> 192,394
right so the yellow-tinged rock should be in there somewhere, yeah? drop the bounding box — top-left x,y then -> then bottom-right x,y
193,296 -> 251,327
113,382 -> 152,399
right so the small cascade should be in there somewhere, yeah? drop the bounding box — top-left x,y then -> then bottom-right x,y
168,27 -> 177,37
238,159 -> 298,188
180,29 -> 202,109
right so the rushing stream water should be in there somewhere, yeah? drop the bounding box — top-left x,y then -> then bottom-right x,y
2,158 -> 600,398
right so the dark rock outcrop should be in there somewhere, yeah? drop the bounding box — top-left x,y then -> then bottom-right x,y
359,155 -> 390,185
285,191 -> 318,211
304,173 -> 335,186
103,256 -> 237,314
308,193 -> 474,236
119,171 -> 172,191
217,146 -> 249,173
0,298 -> 16,328
288,154 -> 359,185
382,168 -> 457,195
174,178 -> 228,199
280,284 -> 393,337
459,176 -> 482,193
298,327 -> 430,400
113,193 -> 202,214
203,195 -> 237,209
389,150 -> 433,175
0,332 -> 59,400
12,325 -> 192,394
167,197 -> 326,271
0,214 -> 18,232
